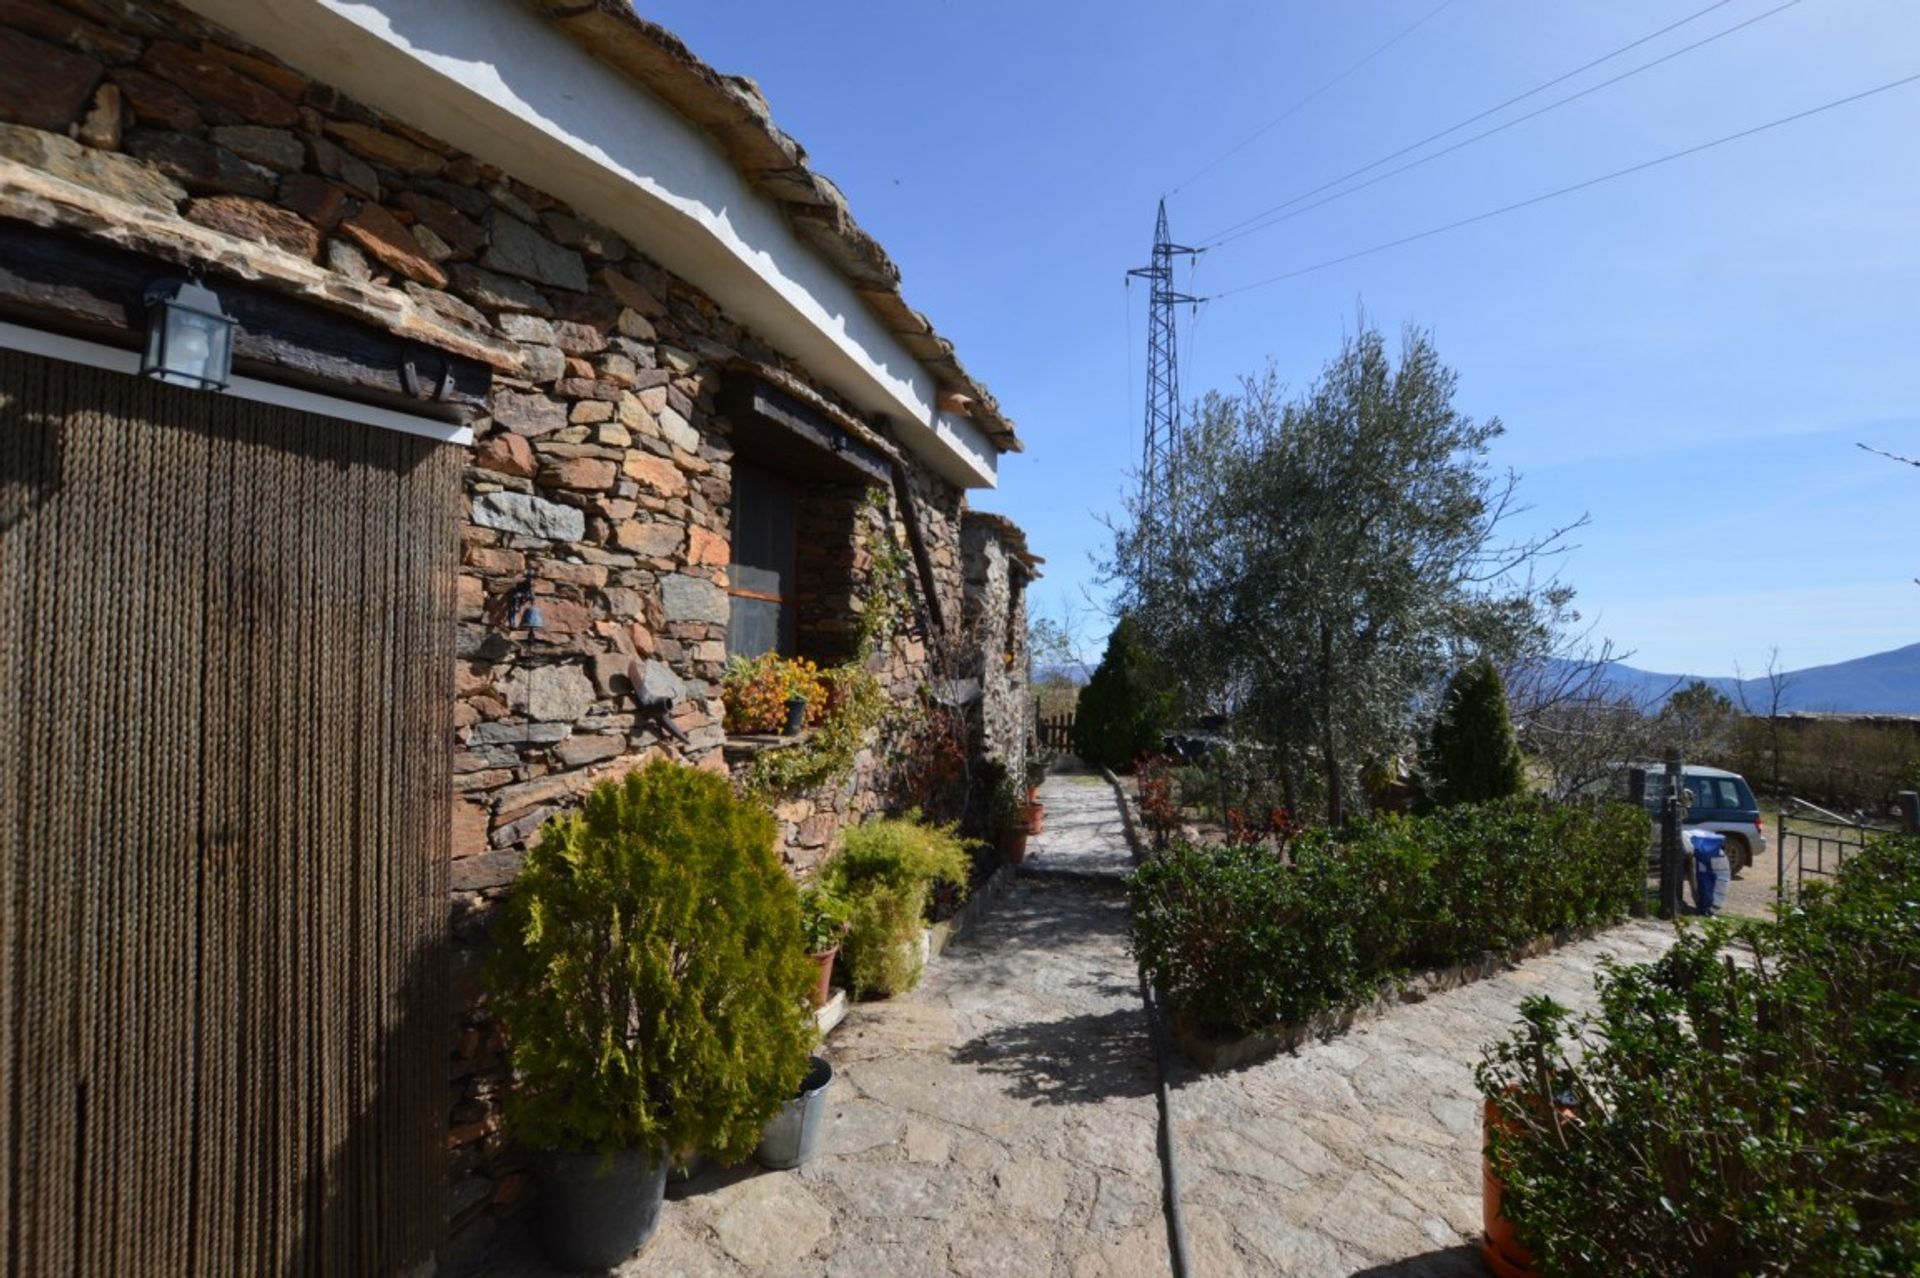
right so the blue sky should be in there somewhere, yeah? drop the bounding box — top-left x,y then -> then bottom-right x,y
642,0 -> 1920,677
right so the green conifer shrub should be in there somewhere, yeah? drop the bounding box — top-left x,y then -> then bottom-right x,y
486,761 -> 817,1163
820,817 -> 973,999
1423,657 -> 1526,807
1071,615 -> 1175,772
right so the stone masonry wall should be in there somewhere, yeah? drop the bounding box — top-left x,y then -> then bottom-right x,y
962,515 -> 1032,787
0,0 -> 988,1265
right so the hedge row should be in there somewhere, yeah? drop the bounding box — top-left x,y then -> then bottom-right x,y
1127,796 -> 1649,1034
1480,836 -> 1920,1276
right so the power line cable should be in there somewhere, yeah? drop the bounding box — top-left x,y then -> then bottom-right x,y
1169,0 -> 1463,196
1209,69 -> 1920,301
1199,0 -> 1746,244
1209,0 -> 1806,248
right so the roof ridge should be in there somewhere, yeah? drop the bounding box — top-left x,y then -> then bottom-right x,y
519,0 -> 1021,453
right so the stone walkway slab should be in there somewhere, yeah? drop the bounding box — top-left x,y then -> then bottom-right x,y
1026,767 -> 1136,880
1168,919 -> 1677,1276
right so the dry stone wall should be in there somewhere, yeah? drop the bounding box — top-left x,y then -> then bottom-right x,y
962,515 -> 1034,785
0,0 -> 1006,1265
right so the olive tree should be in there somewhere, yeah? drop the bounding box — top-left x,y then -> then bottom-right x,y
1110,321 -> 1578,824
1656,679 -> 1737,763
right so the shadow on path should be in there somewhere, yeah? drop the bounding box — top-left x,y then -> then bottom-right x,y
951,1005 -> 1157,1105
936,876 -> 1130,982
939,871 -> 1159,1106
1348,1245 -> 1486,1276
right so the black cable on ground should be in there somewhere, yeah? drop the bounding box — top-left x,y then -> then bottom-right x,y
1101,766 -> 1193,1278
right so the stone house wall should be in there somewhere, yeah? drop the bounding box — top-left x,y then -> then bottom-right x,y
962,513 -> 1035,788
0,0 -> 1009,1265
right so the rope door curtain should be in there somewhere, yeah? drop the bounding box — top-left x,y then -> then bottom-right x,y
0,348 -> 457,1275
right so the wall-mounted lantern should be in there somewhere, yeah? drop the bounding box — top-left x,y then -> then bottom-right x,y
502,576 -> 545,632
140,274 -> 237,391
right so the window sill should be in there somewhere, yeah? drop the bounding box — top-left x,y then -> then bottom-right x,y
722,730 -> 813,768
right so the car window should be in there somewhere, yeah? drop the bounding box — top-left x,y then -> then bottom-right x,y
1683,776 -> 1746,812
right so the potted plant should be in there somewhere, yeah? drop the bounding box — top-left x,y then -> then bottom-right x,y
1022,754 -> 1051,834
722,652 -> 827,734
1478,1000 -> 1583,1278
1025,753 -> 1049,811
820,816 -> 974,999
798,883 -> 852,1008
990,774 -> 1030,864
487,761 -> 817,1271
755,1054 -> 835,1170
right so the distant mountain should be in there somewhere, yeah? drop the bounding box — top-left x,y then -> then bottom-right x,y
1034,660 -> 1093,686
1580,642 -> 1920,715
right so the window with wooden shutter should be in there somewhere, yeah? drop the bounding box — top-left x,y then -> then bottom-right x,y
727,464 -> 796,659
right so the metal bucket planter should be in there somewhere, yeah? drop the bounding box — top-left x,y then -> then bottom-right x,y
536,1146 -> 668,1272
755,1055 -> 834,1170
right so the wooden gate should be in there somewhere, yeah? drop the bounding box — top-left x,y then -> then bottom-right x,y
0,348 -> 457,1275
1037,710 -> 1075,750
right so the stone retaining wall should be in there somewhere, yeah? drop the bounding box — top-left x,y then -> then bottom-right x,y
0,0 -> 1001,1263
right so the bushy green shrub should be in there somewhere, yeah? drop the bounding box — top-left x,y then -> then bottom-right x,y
1478,836 -> 1920,1277
820,816 -> 973,998
1170,764 -> 1214,814
486,762 -> 816,1162
798,882 -> 852,954
1071,615 -> 1175,771
1128,796 -> 1647,1033
1423,657 -> 1525,807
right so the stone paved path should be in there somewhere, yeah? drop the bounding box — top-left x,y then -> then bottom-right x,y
1027,770 -> 1137,879
478,770 -> 1679,1278
1167,919 -> 1677,1277
480,766 -> 1171,1277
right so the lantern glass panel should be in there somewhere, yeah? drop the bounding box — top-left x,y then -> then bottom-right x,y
141,279 -> 236,391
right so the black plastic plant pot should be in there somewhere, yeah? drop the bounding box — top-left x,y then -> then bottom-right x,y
755,1055 -> 834,1170
784,695 -> 809,736
536,1146 -> 668,1272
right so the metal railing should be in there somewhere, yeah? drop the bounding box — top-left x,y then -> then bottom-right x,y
1776,796 -> 1892,893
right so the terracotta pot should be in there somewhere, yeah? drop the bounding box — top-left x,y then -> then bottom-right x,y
1024,803 -> 1044,836
1482,1092 -> 1575,1278
997,826 -> 1029,864
807,947 -> 839,1009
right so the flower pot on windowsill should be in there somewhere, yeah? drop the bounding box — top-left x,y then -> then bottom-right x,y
807,947 -> 839,1009
784,695 -> 809,736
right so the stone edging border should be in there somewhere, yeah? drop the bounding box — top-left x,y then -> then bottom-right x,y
1171,922 -> 1613,1072
1099,767 -> 1193,1278
1102,773 -> 1617,1073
